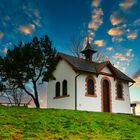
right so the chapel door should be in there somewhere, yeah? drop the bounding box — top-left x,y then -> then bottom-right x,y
103,80 -> 110,112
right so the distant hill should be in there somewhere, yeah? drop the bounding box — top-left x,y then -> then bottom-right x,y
0,106 -> 140,139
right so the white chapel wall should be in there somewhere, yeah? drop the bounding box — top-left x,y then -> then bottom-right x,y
47,60 -> 76,109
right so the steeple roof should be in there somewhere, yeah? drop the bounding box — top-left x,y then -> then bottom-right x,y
80,42 -> 97,54
80,36 -> 97,61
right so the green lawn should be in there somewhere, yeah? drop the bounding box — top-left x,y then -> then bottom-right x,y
0,106 -> 140,140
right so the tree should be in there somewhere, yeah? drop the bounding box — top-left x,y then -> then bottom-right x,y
0,83 -> 25,106
68,35 -> 84,58
0,35 -> 58,108
68,35 -> 109,62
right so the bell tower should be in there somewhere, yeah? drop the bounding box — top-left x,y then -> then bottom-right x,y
81,37 -> 97,61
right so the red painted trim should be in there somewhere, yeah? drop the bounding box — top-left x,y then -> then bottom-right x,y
101,77 -> 112,112
100,72 -> 114,77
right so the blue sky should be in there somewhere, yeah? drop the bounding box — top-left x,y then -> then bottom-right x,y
0,0 -> 140,101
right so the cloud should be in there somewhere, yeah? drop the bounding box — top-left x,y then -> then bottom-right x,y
92,0 -> 101,7
2,47 -> 8,54
119,0 -> 136,9
19,24 -> 35,35
106,47 -> 113,51
134,18 -> 140,26
87,0 -> 104,43
110,11 -> 124,25
112,49 -> 134,61
108,27 -> 124,36
126,49 -> 133,57
114,61 -> 120,68
94,40 -> 106,47
88,8 -> 103,31
0,32 -> 4,40
127,32 -> 138,40
112,53 -> 128,61
133,70 -> 140,87
112,36 -> 124,42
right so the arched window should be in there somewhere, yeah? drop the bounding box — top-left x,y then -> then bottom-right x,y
62,80 -> 67,96
85,76 -> 96,96
116,82 -> 123,99
55,82 -> 60,97
88,79 -> 94,95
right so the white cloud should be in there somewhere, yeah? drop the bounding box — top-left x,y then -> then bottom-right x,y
133,74 -> 140,87
94,40 -> 106,47
119,0 -> 136,9
112,53 -> 128,61
106,47 -> 113,51
108,27 -> 124,36
110,11 -> 124,25
112,49 -> 134,61
134,18 -> 140,26
112,36 -> 124,42
87,0 -> 104,43
127,32 -> 137,40
92,0 -> 101,7
0,32 -> 4,40
88,8 -> 103,31
126,49 -> 133,57
3,47 -> 8,54
19,24 -> 35,35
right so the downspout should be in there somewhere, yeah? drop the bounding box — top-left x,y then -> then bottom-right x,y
75,73 -> 81,110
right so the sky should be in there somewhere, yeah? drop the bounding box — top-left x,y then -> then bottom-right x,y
0,0 -> 140,102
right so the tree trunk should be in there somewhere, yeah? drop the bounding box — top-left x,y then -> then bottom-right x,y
21,84 -> 40,108
33,80 -> 40,108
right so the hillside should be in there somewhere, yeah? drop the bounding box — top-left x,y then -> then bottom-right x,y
0,106 -> 140,140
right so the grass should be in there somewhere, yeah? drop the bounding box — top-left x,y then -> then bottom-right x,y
0,106 -> 140,140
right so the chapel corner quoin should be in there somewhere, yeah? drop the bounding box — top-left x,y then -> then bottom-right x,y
45,39 -> 135,114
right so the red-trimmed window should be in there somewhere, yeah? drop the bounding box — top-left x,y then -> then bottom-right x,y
85,76 -> 96,96
88,79 -> 94,95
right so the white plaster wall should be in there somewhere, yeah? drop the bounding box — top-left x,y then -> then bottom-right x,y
77,74 -> 101,111
135,104 -> 140,116
48,62 -> 131,113
47,60 -> 76,109
112,81 -> 131,114
101,67 -> 112,74
77,67 -> 131,113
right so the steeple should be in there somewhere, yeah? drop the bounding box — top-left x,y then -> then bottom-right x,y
80,36 -> 97,61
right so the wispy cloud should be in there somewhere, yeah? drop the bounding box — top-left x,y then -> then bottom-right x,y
88,8 -> 103,31
106,47 -> 113,51
108,27 -> 124,36
134,18 -> 140,26
110,11 -> 124,25
0,32 -> 4,40
112,49 -> 134,73
133,70 -> 140,87
119,0 -> 136,10
112,53 -> 128,61
127,31 -> 138,40
19,24 -> 35,35
92,0 -> 101,7
112,36 -> 124,42
112,49 -> 134,61
94,40 -> 106,47
2,47 -> 8,54
87,0 -> 103,42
